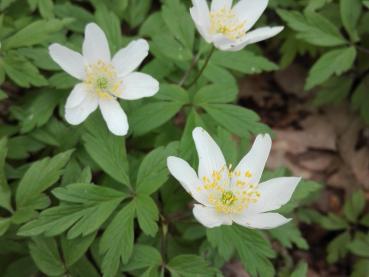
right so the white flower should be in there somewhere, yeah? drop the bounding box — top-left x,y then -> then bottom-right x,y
167,127 -> 301,229
190,0 -> 284,51
49,23 -> 159,136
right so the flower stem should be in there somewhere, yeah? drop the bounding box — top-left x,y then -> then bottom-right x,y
178,53 -> 200,86
186,45 -> 215,88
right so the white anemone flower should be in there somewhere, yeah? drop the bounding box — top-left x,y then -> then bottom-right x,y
190,0 -> 284,51
167,127 -> 301,229
49,23 -> 159,136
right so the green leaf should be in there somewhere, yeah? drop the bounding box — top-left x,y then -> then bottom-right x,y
61,232 -> 96,267
16,150 -> 73,209
348,233 -> 369,258
130,101 -> 183,136
29,237 -> 65,276
151,33 -> 193,61
18,183 -> 126,238
54,2 -> 94,32
320,213 -> 349,230
277,10 -> 347,47
291,261 -> 308,277
194,83 -> 238,105
68,257 -> 100,277
0,138 -> 11,211
161,0 -> 194,50
136,145 -> 176,195
0,218 -> 11,236
100,202 -> 135,277
313,77 -> 352,106
352,77 -> 369,125
364,1 -> 369,9
154,84 -> 189,104
343,190 -> 366,222
352,259 -> 369,277
123,244 -> 162,271
124,0 -> 152,28
83,114 -> 130,187
340,0 -> 361,42
208,226 -> 275,277
2,19 -> 66,49
3,51 -> 48,88
167,255 -> 216,276
269,222 -> 309,250
203,104 -> 270,137
95,4 -> 122,53
305,47 -> 356,90
211,50 -> 278,74
327,231 -> 351,263
134,194 -> 159,236
38,0 -> 54,19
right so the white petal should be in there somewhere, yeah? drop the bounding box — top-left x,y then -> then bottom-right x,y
193,204 -> 232,228
49,43 -> 85,80
83,23 -> 110,64
212,34 -> 235,50
231,134 -> 272,188
227,26 -> 284,51
233,212 -> 291,229
251,177 -> 301,213
167,157 -> 209,206
192,127 -> 227,180
211,0 -> 233,11
232,0 -> 268,31
112,39 -> 149,77
65,83 -> 89,109
99,98 -> 128,136
119,72 -> 159,100
65,93 -> 98,125
190,0 -> 212,42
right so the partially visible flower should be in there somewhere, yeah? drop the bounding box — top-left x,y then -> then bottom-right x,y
167,127 -> 300,229
49,23 -> 159,136
190,0 -> 284,51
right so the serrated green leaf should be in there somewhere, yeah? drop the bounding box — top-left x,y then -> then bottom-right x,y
134,194 -> 159,236
352,259 -> 369,277
3,51 -> 48,88
340,0 -> 361,42
123,244 -> 162,271
320,213 -> 349,230
207,225 -> 275,277
136,144 -> 176,195
277,9 -> 347,47
327,231 -> 351,263
211,50 -> 278,74
100,202 -> 135,277
38,0 -> 54,19
154,84 -> 189,104
269,222 -> 309,250
130,101 -> 183,136
83,114 -> 130,187
314,77 -> 352,106
291,261 -> 308,277
18,183 -> 125,238
349,233 -> 369,258
343,190 -> 366,222
61,232 -> 96,267
0,138 -> 11,211
29,237 -> 65,276
2,19 -> 65,49
167,255 -> 216,276
54,2 -> 94,32
16,150 -> 73,209
305,47 -> 356,90
0,218 -> 11,236
194,83 -> 238,105
161,0 -> 194,50
203,104 -> 270,137
352,77 -> 369,125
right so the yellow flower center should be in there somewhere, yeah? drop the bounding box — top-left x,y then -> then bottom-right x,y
84,60 -> 122,99
197,165 -> 261,214
209,8 -> 246,40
